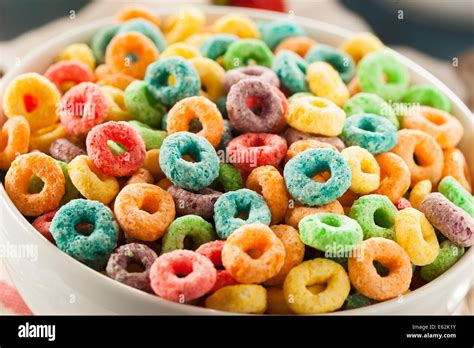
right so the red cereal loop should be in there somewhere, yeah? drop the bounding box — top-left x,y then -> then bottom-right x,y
44,60 -> 94,92
32,209 -> 58,243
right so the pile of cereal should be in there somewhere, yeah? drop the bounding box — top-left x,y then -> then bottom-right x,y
1,5 -> 472,314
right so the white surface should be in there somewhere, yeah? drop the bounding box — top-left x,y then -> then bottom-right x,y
0,5 -> 473,315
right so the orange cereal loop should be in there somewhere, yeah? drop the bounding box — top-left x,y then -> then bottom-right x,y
390,129 -> 443,187
97,73 -> 136,91
409,179 -> 432,210
114,183 -> 175,241
402,106 -> 464,149
264,225 -> 305,286
285,139 -> 338,163
222,223 -> 285,284
0,116 -> 30,171
340,32 -> 384,63
348,75 -> 361,96
166,96 -> 224,147
284,200 -> 344,229
126,168 -> 154,185
442,148 -> 472,192
373,152 -> 411,203
116,5 -> 161,27
246,166 -> 289,224
5,153 -> 65,216
348,238 -> 412,301
95,64 -> 114,80
106,32 -> 159,79
157,177 -> 173,190
143,149 -> 164,180
29,123 -> 67,153
275,36 -> 317,57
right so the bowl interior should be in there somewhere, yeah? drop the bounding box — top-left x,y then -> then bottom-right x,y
0,5 -> 472,315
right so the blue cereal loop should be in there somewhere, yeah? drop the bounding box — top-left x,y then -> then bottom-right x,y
272,50 -> 309,95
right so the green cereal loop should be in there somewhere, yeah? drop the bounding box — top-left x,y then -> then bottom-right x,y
344,92 -> 399,129
199,34 -> 238,60
223,39 -> 273,70
438,176 -> 474,217
402,85 -> 451,113
344,292 -> 371,310
212,163 -> 244,192
420,240 -> 465,281
28,160 -> 80,205
129,120 -> 167,150
260,20 -> 305,50
298,213 -> 363,252
358,51 -> 409,102
90,24 -> 120,64
161,215 -> 217,254
349,194 -> 398,240
125,80 -> 166,129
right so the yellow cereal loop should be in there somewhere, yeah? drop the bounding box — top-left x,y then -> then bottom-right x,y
212,14 -> 260,39
160,42 -> 201,60
164,7 -> 205,44
285,96 -> 346,136
205,285 -> 267,314
143,149 -> 164,180
100,86 -> 131,121
2,73 -> 61,132
283,258 -> 350,314
307,62 -> 349,107
29,123 -> 67,153
0,116 -> 30,171
68,155 -> 119,204
409,179 -> 432,210
340,32 -> 384,63
395,208 -> 439,266
57,43 -> 96,70
341,146 -> 380,195
266,284 -> 327,314
189,57 -> 225,102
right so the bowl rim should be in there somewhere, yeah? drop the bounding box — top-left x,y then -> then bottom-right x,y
0,4 -> 473,315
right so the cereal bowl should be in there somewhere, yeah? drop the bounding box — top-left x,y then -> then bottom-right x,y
0,5 -> 473,315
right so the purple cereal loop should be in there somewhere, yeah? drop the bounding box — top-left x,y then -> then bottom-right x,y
106,243 -> 158,292
167,185 -> 222,220
227,79 -> 283,133
282,128 -> 346,151
420,192 -> 474,247
223,65 -> 280,93
49,138 -> 85,163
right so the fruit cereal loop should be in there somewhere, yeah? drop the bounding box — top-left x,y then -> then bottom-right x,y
150,249 -> 216,302
59,82 -> 108,137
222,65 -> 279,94
57,43 -> 95,70
213,14 -> 260,39
160,43 -> 201,60
442,148 -> 472,193
285,139 -> 337,163
283,258 -> 350,314
226,79 -> 283,133
307,61 -> 350,107
143,149 -> 164,180
340,32 -> 384,63
32,209 -> 58,243
409,179 -> 432,210
265,287 -> 294,314
420,240 -> 465,281
0,116 -> 30,171
246,166 -> 289,224
44,60 -> 94,91
275,36 -> 317,57
114,183 -> 175,242
5,153 -> 65,217
124,80 -> 166,129
373,152 -> 410,203
226,133 -> 287,172
395,208 -> 439,266
344,92 -> 399,128
166,96 -> 223,147
305,44 -> 356,84
260,20 -> 305,50
221,223 -> 285,284
67,155 -> 119,205
341,146 -> 380,195
50,199 -> 119,270
2,73 -> 60,131
402,85 -> 451,113
167,185 -> 222,220
91,24 -> 120,64
348,237 -> 412,301
264,225 -> 305,286
285,200 -> 344,229
49,138 -> 85,163
126,168 -> 154,185
199,34 -> 238,61
106,32 -> 159,79
212,163 -> 244,192
189,57 -> 225,102
438,176 -> 473,216
285,96 -> 345,136
272,50 -> 309,94
97,73 -> 136,91
206,285 -> 267,314
118,18 -> 166,54
86,121 -> 146,177
163,7 -> 205,44
196,241 -> 238,292
223,39 -> 273,70
106,243 -> 158,292
390,129 -> 444,186
402,106 -> 463,149
100,86 -> 131,122
419,193 -> 474,247
116,5 -> 161,27
29,123 -> 67,153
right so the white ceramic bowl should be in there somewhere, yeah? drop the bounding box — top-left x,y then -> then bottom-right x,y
0,6 -> 473,315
